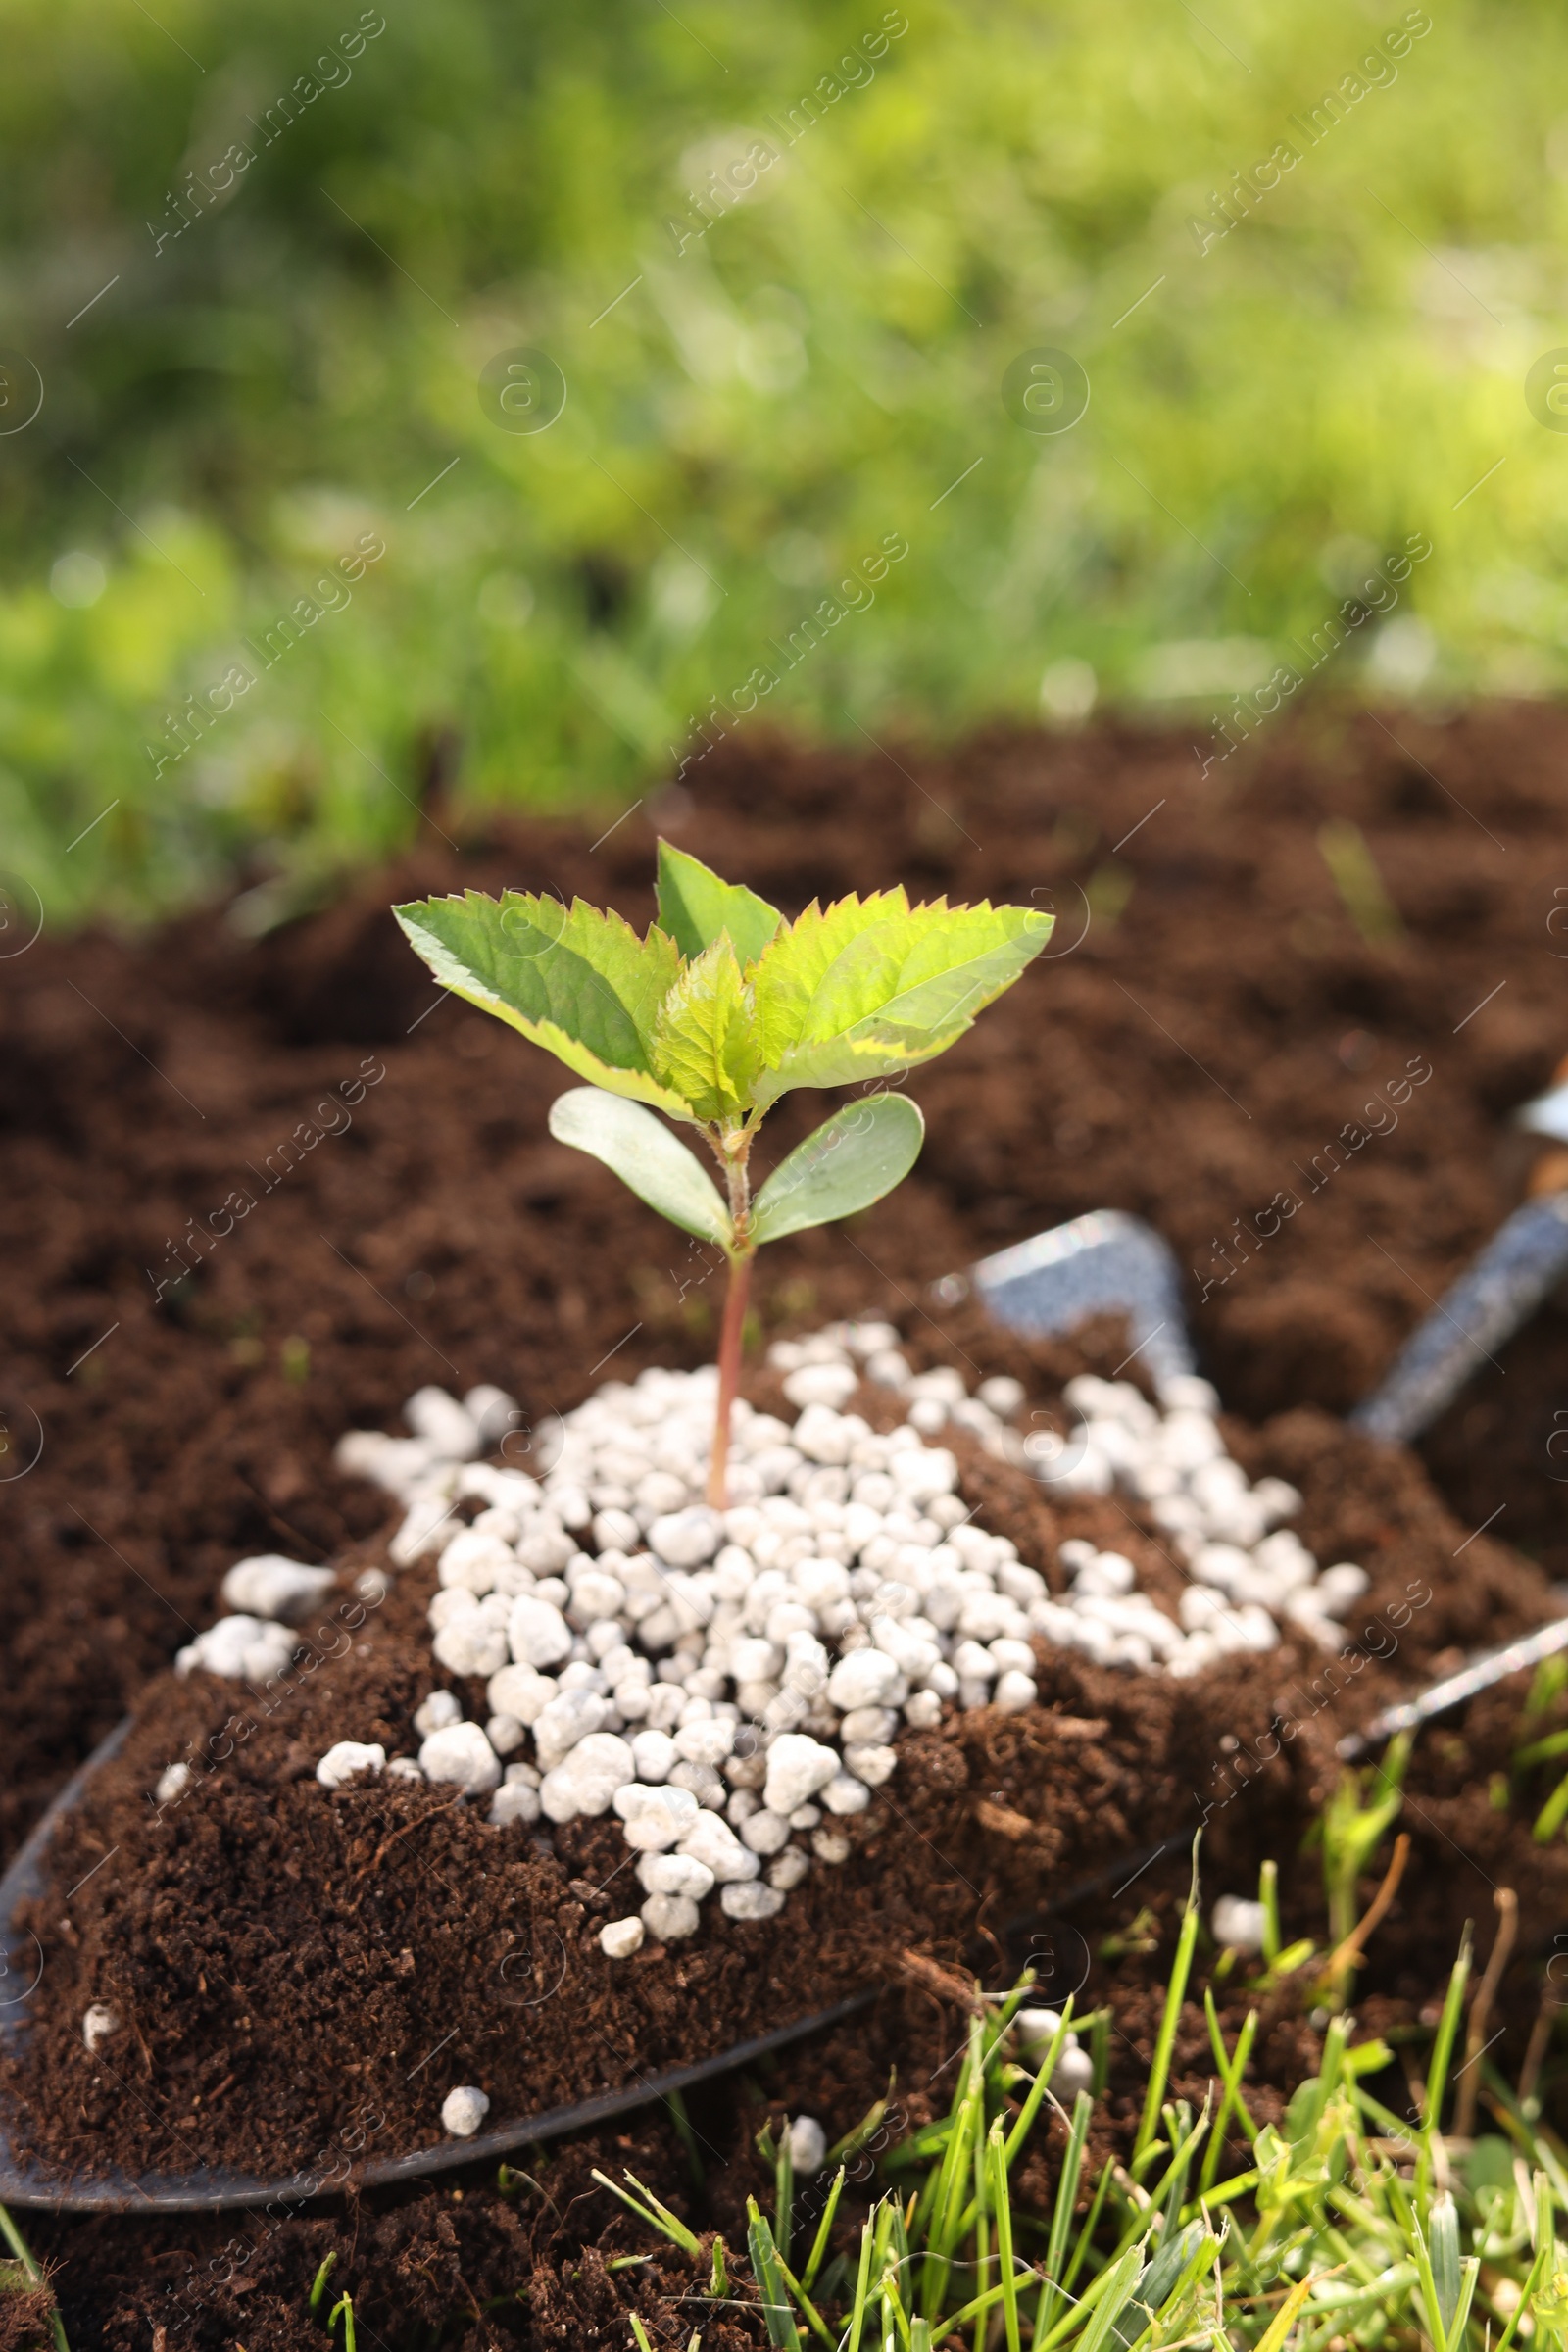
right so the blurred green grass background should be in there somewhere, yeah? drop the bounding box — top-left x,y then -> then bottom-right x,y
2,0 -> 1565,921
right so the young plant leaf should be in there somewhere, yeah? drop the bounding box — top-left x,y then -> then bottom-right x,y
748,888 -> 911,1063
393,891 -> 687,1114
752,1093 -> 925,1245
749,893 -> 1053,1105
650,939 -> 762,1124
548,1087 -> 733,1248
656,839 -> 782,969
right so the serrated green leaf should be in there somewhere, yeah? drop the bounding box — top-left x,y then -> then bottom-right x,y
656,840 -> 782,969
393,891 -> 689,1114
750,889 -> 912,1065
752,1093 -> 925,1244
548,1087 -> 733,1247
650,939 -> 762,1124
749,893 -> 1052,1105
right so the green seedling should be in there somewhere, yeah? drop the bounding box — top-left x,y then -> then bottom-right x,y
396,844 -> 1050,1500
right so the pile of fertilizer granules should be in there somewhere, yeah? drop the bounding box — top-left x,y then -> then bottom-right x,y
174,1322 -> 1367,1969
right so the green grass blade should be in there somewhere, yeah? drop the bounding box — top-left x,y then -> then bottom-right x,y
1115,2112 -> 1207,2262
1088,2007 -> 1111,2098
953,1998 -> 1077,2243
1534,1767 -> 1568,1841
591,2168 -> 703,2259
1133,1843 -> 1201,2175
1034,2090 -> 1094,2339
1045,2242 -> 1146,2352
971,2088 -> 992,2351
921,2043 -> 983,2321
987,2120 -> 1022,2352
1445,2256 -> 1481,2352
1482,2082 -> 1568,2211
1419,1933 -> 1473,2187
1293,2260 -> 1422,2352
1002,1999 -> 1077,2169
1062,2158 -> 1116,2297
938,2278 -> 1020,2337
1513,1728 -> 1568,1770
1156,2101 -> 1206,2224
1141,2215 -> 1205,2310
1200,1996 -> 1259,2195
1117,2224 -> 1219,2352
747,2199 -> 803,2352
1403,2204 -> 1446,2351
981,1973 -> 1042,2070
913,2042 -> 972,2256
775,2129 -> 796,2267
774,2249 -> 836,2349
1427,2191 -> 1461,2337
1194,2168 -> 1260,2213
1493,2239 -> 1549,2352
828,2086 -> 894,2170
801,2167 -> 845,2294
881,2250 -> 914,2352
846,2217 -> 875,2352
1258,1860 -> 1281,1966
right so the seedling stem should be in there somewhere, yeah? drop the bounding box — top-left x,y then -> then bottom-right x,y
709,1122 -> 756,1504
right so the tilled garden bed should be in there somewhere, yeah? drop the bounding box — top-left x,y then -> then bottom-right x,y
3,700 -> 1568,2342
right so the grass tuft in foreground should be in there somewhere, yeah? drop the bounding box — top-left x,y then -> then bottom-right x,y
608,1850 -> 1562,2348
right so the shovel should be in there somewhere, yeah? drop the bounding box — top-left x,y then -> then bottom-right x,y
2,1202 -> 1561,2211
1351,1069 -> 1568,1442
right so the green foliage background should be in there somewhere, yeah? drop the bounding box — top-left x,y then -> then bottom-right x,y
3,0 -> 1565,920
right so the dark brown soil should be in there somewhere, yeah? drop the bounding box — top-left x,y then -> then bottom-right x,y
4,699 -> 1568,2342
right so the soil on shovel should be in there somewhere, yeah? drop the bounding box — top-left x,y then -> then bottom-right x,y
5,1328 -> 1555,2186
3,697 -> 1568,2342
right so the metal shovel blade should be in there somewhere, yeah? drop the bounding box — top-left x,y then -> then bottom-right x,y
1349,1191 -> 1568,1446
966,1209 -> 1198,1396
